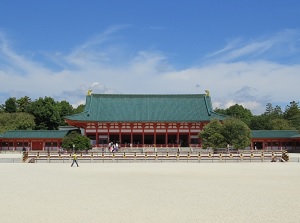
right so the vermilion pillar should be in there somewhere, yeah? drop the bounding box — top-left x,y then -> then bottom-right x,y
95,123 -> 99,146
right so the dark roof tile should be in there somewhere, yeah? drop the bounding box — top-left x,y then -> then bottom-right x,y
251,130 -> 300,138
66,94 -> 227,122
2,130 -> 70,139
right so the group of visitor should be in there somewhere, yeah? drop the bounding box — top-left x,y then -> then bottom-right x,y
108,142 -> 119,152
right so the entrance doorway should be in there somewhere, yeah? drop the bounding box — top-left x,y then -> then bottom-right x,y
31,141 -> 43,150
144,134 -> 154,145
254,142 -> 263,150
179,134 -> 189,147
156,134 -> 166,145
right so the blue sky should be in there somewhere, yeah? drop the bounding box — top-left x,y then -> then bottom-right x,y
0,0 -> 300,114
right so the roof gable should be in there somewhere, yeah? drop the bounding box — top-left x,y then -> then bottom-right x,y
66,94 -> 227,122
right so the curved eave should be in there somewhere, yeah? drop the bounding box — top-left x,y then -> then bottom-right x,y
65,111 -> 89,121
209,112 -> 228,120
291,134 -> 300,138
65,119 -> 213,123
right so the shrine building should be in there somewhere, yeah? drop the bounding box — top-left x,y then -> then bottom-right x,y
65,92 -> 227,148
1,92 -> 299,152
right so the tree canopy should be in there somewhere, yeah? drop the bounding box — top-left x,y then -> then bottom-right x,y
199,118 -> 251,150
0,95 -> 299,132
0,112 -> 35,133
215,101 -> 299,131
0,96 -> 85,132
4,97 -> 17,113
284,101 -> 300,130
57,100 -> 75,126
61,131 -> 92,151
198,119 -> 226,149
222,118 -> 251,149
17,96 -> 32,112
26,97 -> 61,130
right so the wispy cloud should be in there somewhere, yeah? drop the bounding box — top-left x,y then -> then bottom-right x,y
205,29 -> 300,63
0,33 -> 49,76
51,25 -> 132,69
0,28 -> 300,114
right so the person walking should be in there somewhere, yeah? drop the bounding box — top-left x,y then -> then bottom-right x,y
71,152 -> 79,167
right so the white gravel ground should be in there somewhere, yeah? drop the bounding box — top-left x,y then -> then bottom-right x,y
0,162 -> 299,223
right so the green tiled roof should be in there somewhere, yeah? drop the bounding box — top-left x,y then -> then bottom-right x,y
2,130 -> 70,139
251,130 -> 300,139
66,94 -> 227,122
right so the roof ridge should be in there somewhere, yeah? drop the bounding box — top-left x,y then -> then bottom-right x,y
91,93 -> 206,97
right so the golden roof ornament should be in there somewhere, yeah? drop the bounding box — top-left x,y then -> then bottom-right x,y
87,89 -> 92,96
205,90 -> 210,97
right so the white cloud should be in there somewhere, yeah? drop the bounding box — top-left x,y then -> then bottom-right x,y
206,29 -> 300,63
0,29 -> 300,114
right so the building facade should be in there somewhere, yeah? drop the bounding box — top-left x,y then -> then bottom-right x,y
1,93 -> 300,152
0,129 -> 80,151
251,130 -> 300,152
65,93 -> 227,148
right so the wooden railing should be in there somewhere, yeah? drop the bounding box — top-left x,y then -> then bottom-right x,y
23,150 -> 288,163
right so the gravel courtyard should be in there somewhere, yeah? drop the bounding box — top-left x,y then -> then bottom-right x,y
0,162 -> 299,223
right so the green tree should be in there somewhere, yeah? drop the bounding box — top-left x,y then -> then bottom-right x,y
14,113 -> 36,130
73,104 -> 85,114
264,103 -> 283,119
214,108 -> 227,116
199,118 -> 251,150
0,113 -> 13,133
270,118 -> 295,130
199,119 -> 227,149
251,104 -> 286,130
57,100 -> 74,126
215,104 -> 253,126
26,97 -> 61,130
61,131 -> 92,151
284,101 -> 300,130
226,104 -> 253,126
17,96 -> 32,112
0,112 -> 35,133
264,103 -> 273,116
222,118 -> 251,149
0,104 -> 4,113
273,105 -> 283,118
249,115 -> 271,130
4,97 -> 17,113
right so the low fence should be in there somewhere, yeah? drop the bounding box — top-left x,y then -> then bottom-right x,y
24,150 -> 290,163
